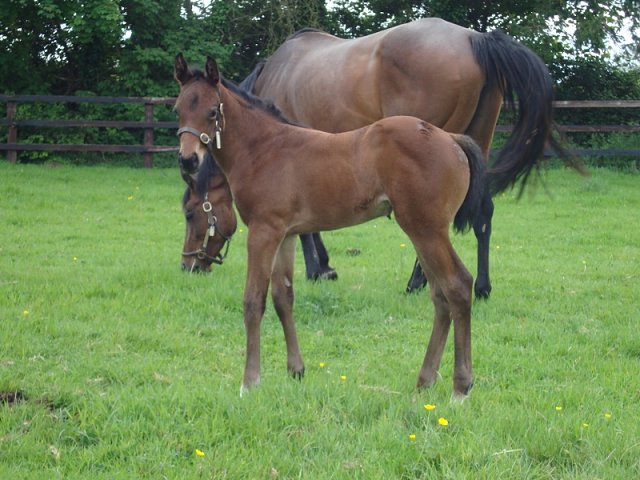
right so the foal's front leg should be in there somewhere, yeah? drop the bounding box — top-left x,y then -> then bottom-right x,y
241,226 -> 284,393
271,235 -> 304,378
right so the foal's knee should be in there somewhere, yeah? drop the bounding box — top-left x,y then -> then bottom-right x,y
447,269 -> 473,313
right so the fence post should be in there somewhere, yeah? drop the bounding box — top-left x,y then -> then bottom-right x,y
143,103 -> 154,168
6,101 -> 17,163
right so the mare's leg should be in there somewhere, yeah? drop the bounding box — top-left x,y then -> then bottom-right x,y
271,235 -> 305,378
312,233 -> 338,280
299,233 -> 338,281
406,186 -> 493,298
299,234 -> 321,280
473,187 -> 493,299
413,234 -> 474,398
405,258 -> 428,293
242,225 -> 284,393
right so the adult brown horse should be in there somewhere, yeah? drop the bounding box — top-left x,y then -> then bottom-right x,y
237,17 -> 573,298
174,53 -> 533,397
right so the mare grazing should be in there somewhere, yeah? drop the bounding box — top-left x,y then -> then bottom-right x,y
234,17 -> 577,298
174,53 -> 527,397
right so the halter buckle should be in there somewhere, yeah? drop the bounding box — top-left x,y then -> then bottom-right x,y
202,201 -> 213,213
199,132 -> 211,145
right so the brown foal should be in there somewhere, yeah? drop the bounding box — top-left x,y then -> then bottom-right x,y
174,54 -> 487,398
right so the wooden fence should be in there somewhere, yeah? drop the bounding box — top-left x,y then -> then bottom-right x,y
1,95 -> 639,167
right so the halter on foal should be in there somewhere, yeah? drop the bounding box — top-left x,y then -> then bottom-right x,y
175,54 -> 486,398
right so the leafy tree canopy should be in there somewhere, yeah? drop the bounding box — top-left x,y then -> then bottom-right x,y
1,0 -> 638,98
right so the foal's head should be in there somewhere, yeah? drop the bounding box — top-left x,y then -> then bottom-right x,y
174,53 -> 223,176
180,159 -> 237,273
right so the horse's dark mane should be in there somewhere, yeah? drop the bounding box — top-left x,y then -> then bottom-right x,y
187,67 -> 301,127
221,76 -> 301,126
239,28 -> 325,94
287,27 -> 325,41
239,61 -> 265,93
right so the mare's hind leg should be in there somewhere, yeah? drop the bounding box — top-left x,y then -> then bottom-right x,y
473,188 -> 494,299
413,235 -> 474,398
271,235 -> 305,378
299,233 -> 338,281
312,233 -> 338,280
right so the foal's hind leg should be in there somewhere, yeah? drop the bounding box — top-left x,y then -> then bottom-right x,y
271,235 -> 305,379
413,235 -> 474,398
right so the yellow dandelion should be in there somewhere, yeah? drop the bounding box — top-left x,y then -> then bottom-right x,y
127,195 -> 134,201
582,423 -> 590,428
23,310 -> 29,316
319,362 -> 326,368
424,404 -> 436,411
555,406 -> 563,412
604,412 -> 612,419
400,243 -> 406,248
438,417 -> 449,427
408,434 -> 416,441
195,449 -> 205,457
73,256 -> 78,261
340,375 -> 347,381
239,228 -> 244,233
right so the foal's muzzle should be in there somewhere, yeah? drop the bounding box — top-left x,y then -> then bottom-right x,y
178,153 -> 200,175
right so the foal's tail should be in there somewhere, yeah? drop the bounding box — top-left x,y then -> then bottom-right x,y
452,134 -> 486,234
470,30 -> 583,196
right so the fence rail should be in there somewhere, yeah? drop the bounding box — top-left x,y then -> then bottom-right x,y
1,95 -> 639,167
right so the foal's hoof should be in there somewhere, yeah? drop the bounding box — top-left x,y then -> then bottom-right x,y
452,380 -> 474,401
290,366 -> 305,381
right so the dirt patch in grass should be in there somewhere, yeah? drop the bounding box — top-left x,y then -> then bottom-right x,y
0,390 -> 28,406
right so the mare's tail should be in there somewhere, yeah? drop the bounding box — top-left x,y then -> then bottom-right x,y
470,30 -> 583,196
452,134 -> 486,234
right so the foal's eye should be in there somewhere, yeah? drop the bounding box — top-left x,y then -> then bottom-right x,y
185,210 -> 194,221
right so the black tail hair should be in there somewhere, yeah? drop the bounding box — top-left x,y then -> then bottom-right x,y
471,30 -> 583,196
453,134 -> 486,233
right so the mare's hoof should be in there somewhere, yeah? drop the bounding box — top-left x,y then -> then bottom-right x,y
308,268 -> 338,281
474,282 -> 491,300
319,268 -> 338,281
405,280 -> 428,294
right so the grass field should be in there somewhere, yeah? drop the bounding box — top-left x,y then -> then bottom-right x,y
1,162 -> 639,479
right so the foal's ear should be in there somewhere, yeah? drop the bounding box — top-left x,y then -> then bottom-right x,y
175,53 -> 191,85
205,56 -> 220,86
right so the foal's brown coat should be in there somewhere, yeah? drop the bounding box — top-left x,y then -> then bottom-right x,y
175,54 -> 485,397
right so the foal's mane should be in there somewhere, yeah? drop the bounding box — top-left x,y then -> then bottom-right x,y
187,67 -> 300,127
221,76 -> 300,126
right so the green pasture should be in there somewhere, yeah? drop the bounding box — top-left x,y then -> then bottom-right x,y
1,162 -> 638,479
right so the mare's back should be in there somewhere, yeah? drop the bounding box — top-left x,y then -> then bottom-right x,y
253,18 -> 484,133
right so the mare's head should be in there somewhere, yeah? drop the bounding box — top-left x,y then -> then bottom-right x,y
174,53 -> 223,176
180,158 -> 237,272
